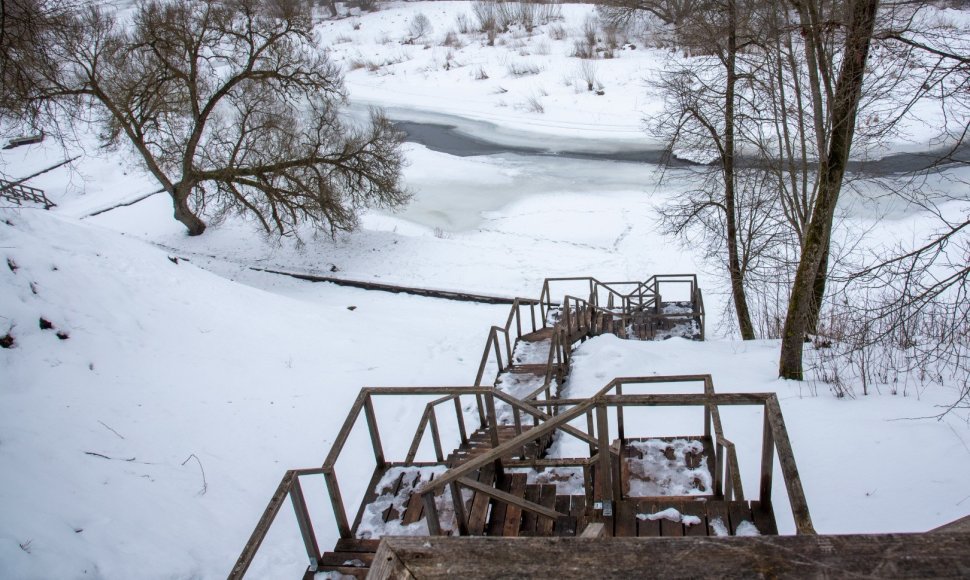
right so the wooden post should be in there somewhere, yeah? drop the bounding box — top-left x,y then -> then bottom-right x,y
493,330 -> 504,372
475,394 -> 486,428
364,396 -> 386,468
564,300 -> 573,336
450,481 -> 469,536
429,408 -> 444,462
453,396 -> 468,446
765,395 -> 815,534
616,383 -> 625,443
290,476 -> 321,571
714,442 -> 725,499
596,402 -> 613,508
586,409 -> 596,456
405,408 -> 431,465
423,492 -> 442,536
323,468 -> 352,538
485,392 -> 505,480
760,406 -> 775,507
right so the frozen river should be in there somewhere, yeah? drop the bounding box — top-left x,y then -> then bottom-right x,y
346,103 -> 970,232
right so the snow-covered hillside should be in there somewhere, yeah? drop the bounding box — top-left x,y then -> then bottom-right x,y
2,2 -> 969,579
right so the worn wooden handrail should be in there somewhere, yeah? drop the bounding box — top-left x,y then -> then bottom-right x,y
228,467 -> 328,580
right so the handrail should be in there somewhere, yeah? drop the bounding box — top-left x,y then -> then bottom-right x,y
228,467 -> 328,580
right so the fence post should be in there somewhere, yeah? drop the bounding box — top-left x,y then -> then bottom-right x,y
595,402 -> 613,511
323,468 -> 352,538
290,476 -> 321,572
364,396 -> 385,468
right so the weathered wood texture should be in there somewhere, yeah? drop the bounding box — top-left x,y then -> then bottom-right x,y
932,514 -> 970,534
370,533 -> 970,579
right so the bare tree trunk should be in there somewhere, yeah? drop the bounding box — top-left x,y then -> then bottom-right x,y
779,0 -> 880,380
171,183 -> 206,236
807,243 -> 828,333
724,0 -> 756,340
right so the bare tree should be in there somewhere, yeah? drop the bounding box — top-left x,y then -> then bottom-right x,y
779,0 -> 882,379
808,5 -> 970,408
651,0 -> 763,340
599,0 -> 707,30
38,0 -> 408,236
0,0 -> 75,125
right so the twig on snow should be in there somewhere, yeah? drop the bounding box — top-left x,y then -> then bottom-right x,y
181,453 -> 208,496
98,420 -> 125,439
84,451 -> 136,461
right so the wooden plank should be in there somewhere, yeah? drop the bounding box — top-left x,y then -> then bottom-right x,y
458,475 -> 562,521
659,506 -> 684,537
553,494 -> 574,536
401,472 -> 432,525
764,394 -> 815,534
636,500 -> 660,537
465,465 -> 495,535
486,475 -> 512,536
706,500 -> 731,537
368,538 -> 414,580
502,473 -> 529,537
729,501 -> 753,536
318,551 -> 375,567
536,484 -> 557,536
372,533 -> 970,579
314,565 -> 369,579
572,494 -> 588,537
933,514 -> 970,534
520,484 -> 541,535
381,471 -> 409,523
334,538 -> 381,553
680,501 -> 708,537
613,499 -> 637,538
750,500 -> 778,536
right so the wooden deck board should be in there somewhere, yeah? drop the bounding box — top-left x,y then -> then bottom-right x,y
705,500 -> 732,537
751,500 -> 778,536
501,473 -> 529,537
536,485 -> 557,536
636,500 -> 660,537
486,473 -> 513,536
520,484 -> 540,535
553,494 -> 574,536
680,501 -> 708,537
465,464 -> 495,535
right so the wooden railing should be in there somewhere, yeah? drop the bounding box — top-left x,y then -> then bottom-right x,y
473,298 -> 541,387
416,376 -> 815,538
0,178 -> 55,209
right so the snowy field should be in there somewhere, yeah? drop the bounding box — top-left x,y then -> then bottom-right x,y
2,2 -> 970,579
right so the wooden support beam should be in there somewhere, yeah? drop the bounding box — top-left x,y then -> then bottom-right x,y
457,477 -> 564,521
370,533 -> 970,579
764,394 -> 814,535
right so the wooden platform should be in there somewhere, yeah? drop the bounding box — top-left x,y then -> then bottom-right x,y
611,499 -> 777,537
620,436 -> 716,499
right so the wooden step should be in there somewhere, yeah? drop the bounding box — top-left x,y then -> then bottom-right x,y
519,327 -> 555,342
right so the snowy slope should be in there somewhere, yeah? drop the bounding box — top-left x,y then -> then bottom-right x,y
0,2 -> 968,578
0,209 -> 505,578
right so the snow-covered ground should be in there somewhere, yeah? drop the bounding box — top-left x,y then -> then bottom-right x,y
2,2 -> 970,579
